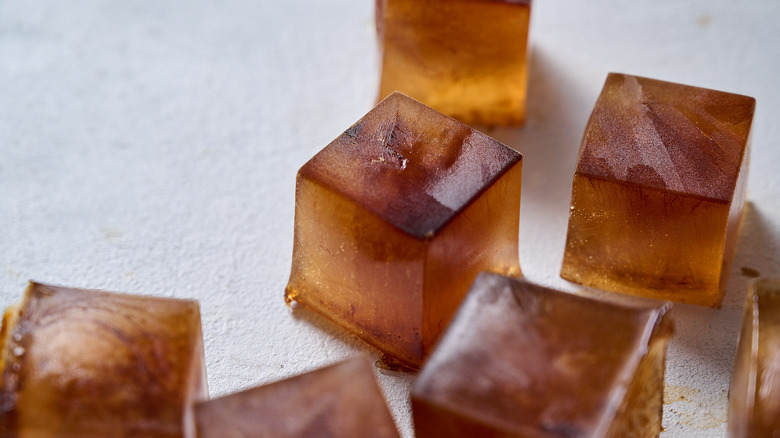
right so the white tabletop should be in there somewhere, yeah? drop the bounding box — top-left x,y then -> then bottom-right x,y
1,1 -> 779,436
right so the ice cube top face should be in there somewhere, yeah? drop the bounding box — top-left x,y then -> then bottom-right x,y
562,73 -> 755,307
728,279 -> 780,438
301,91 -> 521,239
377,0 -> 531,126
412,272 -> 673,438
195,357 -> 401,438
287,92 -> 522,369
576,73 -> 754,201
0,282 -> 207,438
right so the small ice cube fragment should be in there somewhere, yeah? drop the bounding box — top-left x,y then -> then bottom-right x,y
561,73 -> 755,307
194,357 -> 401,438
376,0 -> 531,126
728,279 -> 780,437
0,282 -> 207,437
285,92 -> 523,369
412,272 -> 673,437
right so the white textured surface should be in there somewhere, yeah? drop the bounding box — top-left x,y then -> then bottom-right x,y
1,1 -> 779,436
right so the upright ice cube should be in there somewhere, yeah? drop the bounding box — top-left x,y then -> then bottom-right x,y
376,0 -> 531,126
728,279 -> 780,437
561,73 -> 755,307
412,272 -> 673,438
285,92 -> 522,369
194,357 -> 400,438
0,282 -> 207,437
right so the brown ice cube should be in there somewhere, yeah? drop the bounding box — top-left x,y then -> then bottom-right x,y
285,92 -> 522,369
0,282 -> 207,438
561,73 -> 755,307
412,272 -> 673,437
728,279 -> 780,437
194,357 -> 400,438
376,0 -> 531,126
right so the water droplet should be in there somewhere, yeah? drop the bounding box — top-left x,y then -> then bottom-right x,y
13,347 -> 25,357
12,363 -> 20,372
12,333 -> 22,342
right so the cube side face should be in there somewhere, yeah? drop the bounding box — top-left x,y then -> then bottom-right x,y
286,175 -> 426,367
605,326 -> 671,438
183,306 -> 209,438
196,358 -> 401,438
562,174 -> 729,306
727,284 -> 759,438
0,283 -> 204,438
728,280 -> 780,437
378,0 -> 530,126
753,281 -> 780,433
422,159 -> 522,356
413,273 -> 667,436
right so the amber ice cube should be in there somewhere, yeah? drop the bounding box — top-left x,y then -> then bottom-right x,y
0,282 -> 207,438
376,0 -> 531,126
285,92 -> 522,369
561,73 -> 755,307
412,272 -> 674,438
195,357 -> 400,438
728,279 -> 780,437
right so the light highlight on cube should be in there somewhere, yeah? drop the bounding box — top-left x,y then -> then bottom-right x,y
285,92 -> 522,369
728,279 -> 780,437
195,357 -> 400,438
561,73 -> 755,307
0,282 -> 207,437
412,272 -> 673,437
376,0 -> 531,126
